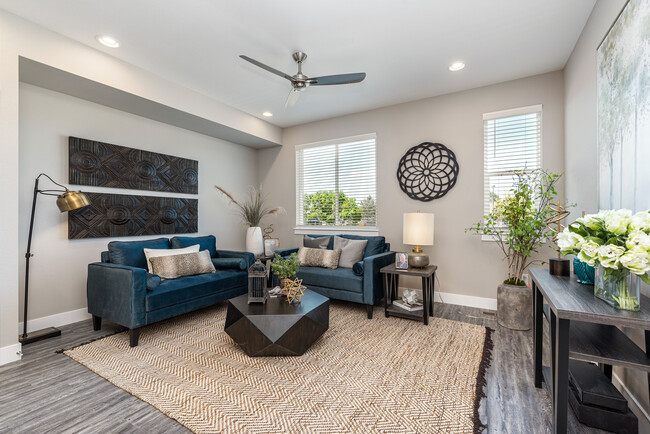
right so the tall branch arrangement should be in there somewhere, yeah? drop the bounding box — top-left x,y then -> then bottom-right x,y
466,170 -> 562,286
215,185 -> 283,227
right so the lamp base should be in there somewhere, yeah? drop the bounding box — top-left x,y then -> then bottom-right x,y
19,327 -> 61,345
408,252 -> 429,268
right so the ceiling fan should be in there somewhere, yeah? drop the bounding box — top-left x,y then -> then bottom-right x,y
240,52 -> 366,107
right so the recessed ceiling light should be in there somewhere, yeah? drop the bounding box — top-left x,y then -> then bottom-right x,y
262,111 -> 273,117
96,35 -> 120,48
449,61 -> 465,72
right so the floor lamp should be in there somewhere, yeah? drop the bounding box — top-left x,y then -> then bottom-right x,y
20,173 -> 91,345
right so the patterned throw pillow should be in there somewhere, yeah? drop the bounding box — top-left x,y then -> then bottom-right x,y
143,244 -> 200,273
149,250 -> 216,279
297,247 -> 341,269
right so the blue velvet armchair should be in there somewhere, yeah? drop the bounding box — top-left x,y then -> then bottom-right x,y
87,235 -> 254,346
275,235 -> 394,318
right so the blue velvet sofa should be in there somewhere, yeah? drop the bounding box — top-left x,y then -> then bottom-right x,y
275,235 -> 394,319
87,235 -> 253,346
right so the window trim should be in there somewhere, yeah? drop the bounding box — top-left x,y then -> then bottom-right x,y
482,105 -> 543,242
294,132 -> 378,235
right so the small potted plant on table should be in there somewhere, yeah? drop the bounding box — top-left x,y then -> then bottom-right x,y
467,169 -> 562,330
270,252 -> 301,289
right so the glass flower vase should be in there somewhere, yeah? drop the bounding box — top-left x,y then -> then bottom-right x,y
594,265 -> 641,311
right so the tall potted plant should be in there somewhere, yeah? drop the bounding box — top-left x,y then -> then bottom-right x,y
215,186 -> 283,257
467,169 -> 562,330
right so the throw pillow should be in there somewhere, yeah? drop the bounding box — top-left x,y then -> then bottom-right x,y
333,236 -> 368,268
303,235 -> 329,249
143,244 -> 200,273
149,250 -> 216,279
211,257 -> 247,270
297,247 -> 341,269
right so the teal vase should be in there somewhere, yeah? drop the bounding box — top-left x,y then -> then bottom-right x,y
573,257 -> 594,285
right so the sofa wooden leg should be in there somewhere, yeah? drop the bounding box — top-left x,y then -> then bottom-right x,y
367,305 -> 373,319
129,328 -> 141,347
92,315 -> 102,331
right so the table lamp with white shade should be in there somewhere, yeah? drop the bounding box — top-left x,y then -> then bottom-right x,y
403,212 -> 434,268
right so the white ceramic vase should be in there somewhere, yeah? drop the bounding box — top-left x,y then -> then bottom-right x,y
246,226 -> 264,257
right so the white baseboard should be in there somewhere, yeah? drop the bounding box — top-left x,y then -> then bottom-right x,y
434,292 -> 497,311
0,343 -> 22,365
612,373 -> 650,429
398,285 -> 497,310
18,307 -> 91,334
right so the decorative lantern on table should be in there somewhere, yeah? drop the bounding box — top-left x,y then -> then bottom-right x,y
248,259 -> 267,304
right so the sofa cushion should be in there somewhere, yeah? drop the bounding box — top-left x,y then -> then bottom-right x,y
338,235 -> 386,257
297,247 -> 341,269
303,235 -> 329,249
108,238 -> 170,269
150,250 -> 216,279
352,261 -> 364,276
212,257 -> 247,270
334,236 -> 368,268
170,235 -> 217,258
145,270 -> 246,311
297,266 -> 363,293
144,244 -> 200,273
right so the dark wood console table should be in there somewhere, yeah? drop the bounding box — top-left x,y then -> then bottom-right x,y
530,268 -> 650,433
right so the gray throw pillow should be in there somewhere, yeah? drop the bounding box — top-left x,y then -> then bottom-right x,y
333,236 -> 368,268
297,247 -> 341,269
149,250 -> 216,279
303,235 -> 329,249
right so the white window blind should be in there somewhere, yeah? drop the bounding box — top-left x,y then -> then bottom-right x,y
296,133 -> 377,230
483,105 -> 542,217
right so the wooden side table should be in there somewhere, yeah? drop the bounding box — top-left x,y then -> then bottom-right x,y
380,264 -> 437,325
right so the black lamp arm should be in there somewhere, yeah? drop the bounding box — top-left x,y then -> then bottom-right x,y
36,173 -> 69,191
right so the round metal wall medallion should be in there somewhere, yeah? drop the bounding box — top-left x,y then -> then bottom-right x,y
396,142 -> 459,201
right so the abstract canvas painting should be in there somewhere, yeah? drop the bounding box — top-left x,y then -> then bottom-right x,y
598,0 -> 650,212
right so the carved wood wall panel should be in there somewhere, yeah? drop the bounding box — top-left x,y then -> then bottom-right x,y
69,137 -> 199,194
68,193 -> 198,239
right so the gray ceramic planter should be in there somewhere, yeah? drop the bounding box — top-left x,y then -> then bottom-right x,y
497,283 -> 532,330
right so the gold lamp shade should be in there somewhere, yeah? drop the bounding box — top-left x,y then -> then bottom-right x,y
56,190 -> 91,212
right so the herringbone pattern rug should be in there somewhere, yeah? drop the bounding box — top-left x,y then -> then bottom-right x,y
65,303 -> 493,433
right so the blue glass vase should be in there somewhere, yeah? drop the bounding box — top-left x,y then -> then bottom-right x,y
573,257 -> 595,285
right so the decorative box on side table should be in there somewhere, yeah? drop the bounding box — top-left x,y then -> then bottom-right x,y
380,264 -> 437,325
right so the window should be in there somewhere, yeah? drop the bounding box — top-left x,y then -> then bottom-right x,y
296,133 -> 376,233
483,105 -> 542,217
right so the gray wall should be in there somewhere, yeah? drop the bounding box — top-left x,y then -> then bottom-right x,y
259,71 -> 565,305
18,83 -> 259,325
564,0 -> 650,425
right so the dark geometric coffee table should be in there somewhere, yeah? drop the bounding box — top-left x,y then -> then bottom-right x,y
224,289 -> 329,356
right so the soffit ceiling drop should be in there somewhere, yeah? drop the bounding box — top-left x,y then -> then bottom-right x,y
0,0 -> 596,128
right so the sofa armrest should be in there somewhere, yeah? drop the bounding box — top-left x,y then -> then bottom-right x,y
361,251 -> 396,305
216,249 -> 255,269
87,262 -> 147,329
276,247 -> 299,257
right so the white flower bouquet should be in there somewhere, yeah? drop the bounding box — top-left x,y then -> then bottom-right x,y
558,209 -> 650,311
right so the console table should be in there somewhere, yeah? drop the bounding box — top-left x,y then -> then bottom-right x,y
530,268 -> 650,434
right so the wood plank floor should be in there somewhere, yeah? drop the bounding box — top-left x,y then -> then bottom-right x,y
0,302 -> 607,433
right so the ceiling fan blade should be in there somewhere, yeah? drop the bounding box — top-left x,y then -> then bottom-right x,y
309,72 -> 366,86
240,55 -> 294,81
285,89 -> 301,108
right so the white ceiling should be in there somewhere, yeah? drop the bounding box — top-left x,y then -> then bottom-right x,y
0,0 -> 595,128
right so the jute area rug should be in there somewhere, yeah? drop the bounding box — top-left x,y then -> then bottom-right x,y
64,303 -> 493,433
